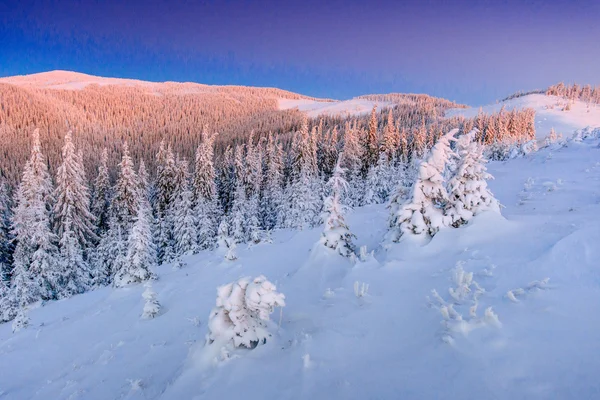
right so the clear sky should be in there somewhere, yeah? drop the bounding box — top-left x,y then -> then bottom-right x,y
1,0 -> 599,105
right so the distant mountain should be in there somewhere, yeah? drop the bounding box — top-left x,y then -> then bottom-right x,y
0,70 -> 462,184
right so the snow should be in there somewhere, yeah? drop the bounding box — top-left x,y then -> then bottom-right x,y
2,138 -> 600,398
279,98 -> 392,117
447,93 -> 600,140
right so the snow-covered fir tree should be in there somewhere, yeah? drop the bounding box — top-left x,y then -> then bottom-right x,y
364,153 -> 396,205
362,105 -> 379,177
54,131 -> 97,270
320,156 -> 356,258
137,159 -> 150,202
381,108 -> 398,162
171,160 -> 198,256
285,121 -> 323,229
91,214 -> 126,286
193,129 -> 220,249
58,217 -> 91,296
91,148 -> 112,236
388,129 -> 458,242
341,122 -> 364,207
154,142 -> 177,263
446,130 -> 501,227
0,176 -> 13,286
229,177 -> 248,244
11,129 -> 60,302
261,132 -> 285,230
111,142 -> 139,233
115,197 -> 156,287
245,135 -> 264,244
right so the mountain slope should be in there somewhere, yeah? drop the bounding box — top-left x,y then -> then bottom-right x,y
446,94 -> 600,140
1,131 -> 599,399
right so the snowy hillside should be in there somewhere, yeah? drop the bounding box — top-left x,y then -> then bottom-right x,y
278,98 -> 392,118
1,130 -> 600,399
447,94 -> 600,140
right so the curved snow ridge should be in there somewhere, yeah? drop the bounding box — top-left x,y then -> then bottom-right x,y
446,94 -> 600,139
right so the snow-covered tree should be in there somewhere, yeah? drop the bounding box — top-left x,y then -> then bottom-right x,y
341,122 -> 364,207
261,132 -> 285,230
114,198 -> 156,287
58,217 -> 91,296
91,215 -> 126,286
206,275 -> 285,350
193,129 -> 220,249
91,148 -> 112,236
362,105 -> 379,176
320,156 -> 355,258
11,129 -> 60,302
364,153 -> 395,205
111,142 -> 139,233
54,131 -> 97,271
0,177 -> 13,286
171,161 -> 198,256
137,159 -> 150,202
141,281 -> 161,319
388,129 -> 458,241
11,307 -> 29,333
229,179 -> 248,243
381,108 -> 398,162
446,131 -> 500,227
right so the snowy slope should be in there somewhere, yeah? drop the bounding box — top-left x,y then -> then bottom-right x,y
446,94 -> 600,140
279,98 -> 392,118
2,134 -> 600,399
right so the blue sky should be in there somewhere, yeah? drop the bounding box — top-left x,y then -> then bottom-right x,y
1,0 -> 599,105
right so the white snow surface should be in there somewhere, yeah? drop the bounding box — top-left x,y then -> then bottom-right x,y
2,137 -> 600,398
447,94 -> 600,140
279,98 -> 392,117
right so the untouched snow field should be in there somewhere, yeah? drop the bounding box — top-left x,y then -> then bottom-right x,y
1,132 -> 600,399
447,94 -> 600,139
279,98 -> 392,118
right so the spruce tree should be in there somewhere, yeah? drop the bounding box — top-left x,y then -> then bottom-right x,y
0,176 -> 13,285
171,160 -> 198,256
91,148 -> 112,236
320,156 -> 355,258
341,122 -> 364,207
362,105 -> 379,177
11,129 -> 60,302
381,108 -> 398,162
54,131 -> 97,267
261,132 -> 285,230
115,198 -> 156,287
111,142 -> 139,233
446,131 -> 501,227
388,129 -> 457,241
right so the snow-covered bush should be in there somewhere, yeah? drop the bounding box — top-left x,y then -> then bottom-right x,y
12,307 -> 29,333
141,282 -> 161,319
216,220 -> 237,261
206,275 -> 285,350
446,130 -> 501,227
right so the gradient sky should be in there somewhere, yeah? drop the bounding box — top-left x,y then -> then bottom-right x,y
1,0 -> 599,105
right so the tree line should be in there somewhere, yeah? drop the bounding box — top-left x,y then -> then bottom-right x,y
0,103 -> 535,328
